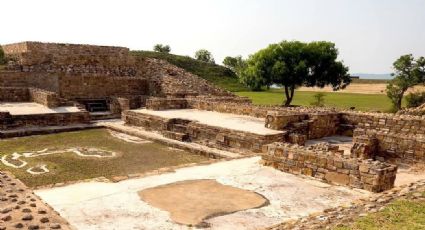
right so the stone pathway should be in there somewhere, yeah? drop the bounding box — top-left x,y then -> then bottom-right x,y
0,171 -> 71,230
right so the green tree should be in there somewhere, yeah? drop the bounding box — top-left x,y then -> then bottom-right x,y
223,56 -> 243,71
386,55 -> 425,111
240,41 -> 350,105
0,46 -> 6,65
153,44 -> 171,53
195,49 -> 215,64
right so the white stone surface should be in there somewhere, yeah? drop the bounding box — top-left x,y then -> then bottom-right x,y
35,157 -> 369,230
132,109 -> 284,135
0,102 -> 81,115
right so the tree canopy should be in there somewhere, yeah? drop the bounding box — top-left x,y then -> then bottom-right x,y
153,44 -> 171,53
386,54 -> 425,111
240,41 -> 350,106
195,49 -> 215,64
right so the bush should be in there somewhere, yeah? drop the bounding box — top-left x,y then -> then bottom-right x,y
0,46 -> 6,65
310,92 -> 326,107
405,92 -> 425,108
153,44 -> 171,53
195,49 -> 215,64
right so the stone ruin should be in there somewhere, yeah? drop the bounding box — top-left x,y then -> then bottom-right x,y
1,41 -> 424,193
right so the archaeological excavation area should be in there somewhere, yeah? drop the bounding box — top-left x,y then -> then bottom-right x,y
1,42 -> 425,230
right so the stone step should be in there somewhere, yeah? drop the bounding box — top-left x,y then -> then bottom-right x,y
171,124 -> 188,133
90,112 -> 120,121
162,130 -> 190,142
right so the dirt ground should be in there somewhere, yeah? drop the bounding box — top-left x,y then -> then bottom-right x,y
298,84 -> 425,94
138,179 -> 268,227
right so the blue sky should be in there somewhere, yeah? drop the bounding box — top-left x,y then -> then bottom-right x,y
1,0 -> 424,73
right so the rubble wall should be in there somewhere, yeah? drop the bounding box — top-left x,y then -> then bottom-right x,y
262,143 -> 398,192
342,112 -> 425,161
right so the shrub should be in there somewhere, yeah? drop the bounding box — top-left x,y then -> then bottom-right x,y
310,92 -> 326,107
153,44 -> 171,53
405,92 -> 425,108
195,49 -> 215,64
0,46 -> 6,65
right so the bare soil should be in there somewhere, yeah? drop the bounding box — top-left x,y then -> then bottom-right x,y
138,179 -> 268,226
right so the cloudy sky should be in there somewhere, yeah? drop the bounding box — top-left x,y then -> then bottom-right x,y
1,0 -> 424,73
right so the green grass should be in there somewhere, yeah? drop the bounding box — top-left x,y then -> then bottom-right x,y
131,51 -> 248,92
0,129 -> 208,187
334,198 -> 425,230
236,90 -> 395,112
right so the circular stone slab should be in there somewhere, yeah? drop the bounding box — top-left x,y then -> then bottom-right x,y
138,179 -> 269,227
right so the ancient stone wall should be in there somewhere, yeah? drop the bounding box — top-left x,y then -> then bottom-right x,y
0,110 -> 90,130
58,75 -> 149,99
3,42 -> 137,76
342,112 -> 425,161
146,97 -> 188,110
28,88 -> 60,108
262,142 -> 398,192
0,87 -> 29,102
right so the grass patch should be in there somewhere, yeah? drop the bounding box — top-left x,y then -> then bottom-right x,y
131,51 -> 248,92
0,129 -> 208,187
334,199 -> 425,230
236,90 -> 396,112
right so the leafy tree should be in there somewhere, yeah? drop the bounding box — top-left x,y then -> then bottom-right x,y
386,55 -> 425,111
223,56 -> 243,71
0,46 -> 5,65
240,41 -> 350,105
195,49 -> 215,64
153,44 -> 171,53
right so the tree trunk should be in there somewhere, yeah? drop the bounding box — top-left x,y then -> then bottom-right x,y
283,85 -> 295,106
396,88 -> 408,110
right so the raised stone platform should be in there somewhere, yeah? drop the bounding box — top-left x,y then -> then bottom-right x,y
0,102 -> 81,115
132,109 -> 283,135
124,109 -> 285,153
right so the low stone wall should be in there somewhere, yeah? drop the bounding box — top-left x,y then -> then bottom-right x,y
1,111 -> 90,130
146,97 -> 188,110
123,110 -> 284,153
29,87 -> 60,108
262,143 -> 398,192
0,87 -> 29,102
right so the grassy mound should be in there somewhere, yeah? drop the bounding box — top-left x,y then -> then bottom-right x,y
131,51 -> 248,92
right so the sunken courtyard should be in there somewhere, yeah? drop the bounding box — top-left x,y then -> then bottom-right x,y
0,42 -> 424,229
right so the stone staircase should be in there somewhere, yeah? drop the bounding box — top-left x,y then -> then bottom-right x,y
162,119 -> 191,142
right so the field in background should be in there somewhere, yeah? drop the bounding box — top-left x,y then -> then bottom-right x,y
236,90 -> 396,112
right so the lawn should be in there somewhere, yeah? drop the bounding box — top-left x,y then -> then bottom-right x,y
334,191 -> 425,230
236,90 -> 395,112
0,129 -> 208,187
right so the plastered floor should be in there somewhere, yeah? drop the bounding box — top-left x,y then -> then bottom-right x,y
35,157 -> 370,230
